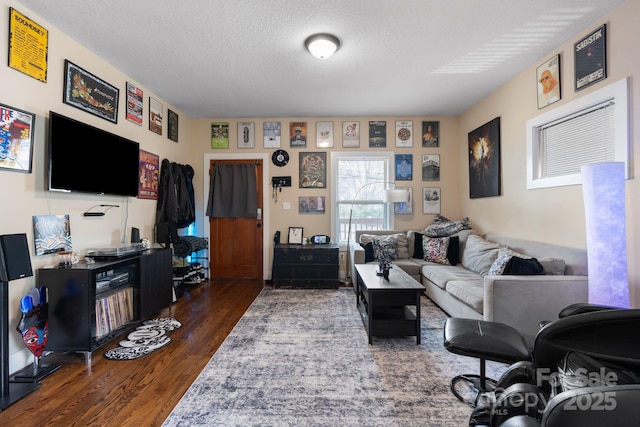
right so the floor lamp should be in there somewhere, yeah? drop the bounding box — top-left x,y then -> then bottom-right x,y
581,162 -> 629,307
345,183 -> 409,284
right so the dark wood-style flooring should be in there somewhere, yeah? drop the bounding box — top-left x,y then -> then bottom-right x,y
0,279 -> 265,427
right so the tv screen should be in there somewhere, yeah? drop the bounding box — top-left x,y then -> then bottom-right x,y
48,112 -> 140,197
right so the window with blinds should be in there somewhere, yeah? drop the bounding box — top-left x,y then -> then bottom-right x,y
527,78 -> 629,189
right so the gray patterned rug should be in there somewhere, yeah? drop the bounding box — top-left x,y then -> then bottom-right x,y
162,288 -> 507,427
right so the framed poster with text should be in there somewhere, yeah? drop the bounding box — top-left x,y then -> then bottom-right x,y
8,8 -> 48,83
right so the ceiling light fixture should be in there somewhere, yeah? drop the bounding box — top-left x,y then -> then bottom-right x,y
305,33 -> 340,59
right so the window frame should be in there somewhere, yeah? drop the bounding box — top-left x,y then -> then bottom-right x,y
330,151 -> 396,248
526,77 -> 630,189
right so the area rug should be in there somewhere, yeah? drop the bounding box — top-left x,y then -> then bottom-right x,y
162,289 -> 507,426
104,317 -> 182,360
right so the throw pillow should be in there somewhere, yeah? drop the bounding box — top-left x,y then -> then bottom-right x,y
538,258 -> 566,275
424,215 -> 471,237
359,233 -> 409,259
447,235 -> 460,266
372,237 -> 396,264
422,236 -> 450,265
488,249 -> 525,275
504,256 -> 545,275
360,242 -> 375,263
461,234 -> 504,276
412,232 -> 424,259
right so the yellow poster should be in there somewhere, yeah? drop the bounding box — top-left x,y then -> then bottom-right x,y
8,8 -> 49,83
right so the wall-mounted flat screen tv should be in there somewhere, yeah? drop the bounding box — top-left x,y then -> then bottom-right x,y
48,111 -> 140,197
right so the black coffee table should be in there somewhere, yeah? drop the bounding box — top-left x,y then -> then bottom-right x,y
355,264 -> 425,344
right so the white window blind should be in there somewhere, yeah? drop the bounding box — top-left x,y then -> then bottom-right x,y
539,101 -> 615,178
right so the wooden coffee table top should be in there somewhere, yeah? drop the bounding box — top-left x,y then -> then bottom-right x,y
355,264 -> 425,291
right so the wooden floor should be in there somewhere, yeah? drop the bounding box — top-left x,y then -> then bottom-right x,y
0,279 -> 265,427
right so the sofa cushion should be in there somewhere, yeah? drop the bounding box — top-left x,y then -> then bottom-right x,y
392,259 -> 422,278
421,264 -> 482,290
445,279 -> 485,314
461,234 -> 504,276
360,233 -> 409,259
371,237 -> 396,263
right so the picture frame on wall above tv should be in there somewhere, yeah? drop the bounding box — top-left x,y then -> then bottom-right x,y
63,60 -> 119,123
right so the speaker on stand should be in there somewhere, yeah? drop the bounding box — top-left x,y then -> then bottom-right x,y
131,227 -> 141,243
0,233 -> 41,410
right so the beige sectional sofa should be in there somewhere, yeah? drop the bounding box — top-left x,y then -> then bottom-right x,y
349,228 -> 589,346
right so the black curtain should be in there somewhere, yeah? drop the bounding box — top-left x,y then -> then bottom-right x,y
206,163 -> 257,218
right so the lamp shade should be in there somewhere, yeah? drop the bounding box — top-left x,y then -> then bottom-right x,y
581,161 -> 629,307
383,189 -> 409,203
305,34 -> 340,59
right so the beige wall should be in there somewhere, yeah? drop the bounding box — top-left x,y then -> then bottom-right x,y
458,0 -> 640,308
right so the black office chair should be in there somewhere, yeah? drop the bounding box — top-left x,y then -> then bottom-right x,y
444,306 -> 640,426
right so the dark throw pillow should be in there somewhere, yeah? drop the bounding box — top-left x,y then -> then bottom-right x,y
360,242 -> 375,263
503,256 -> 544,275
413,232 -> 424,259
446,235 -> 460,266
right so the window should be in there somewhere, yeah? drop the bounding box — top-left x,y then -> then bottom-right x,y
331,152 -> 395,246
527,78 -> 629,189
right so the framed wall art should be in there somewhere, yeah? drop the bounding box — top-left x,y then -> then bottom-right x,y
0,103 -> 35,173
63,60 -> 119,123
422,154 -> 440,181
167,109 -> 178,142
299,196 -> 325,214
395,154 -> 413,181
368,120 -> 386,147
237,122 -> 255,148
299,152 -> 326,188
537,54 -> 561,109
290,122 -> 307,148
138,150 -> 159,200
575,24 -> 606,91
211,122 -> 229,149
468,117 -> 501,199
395,120 -> 413,148
264,121 -> 281,148
149,97 -> 163,135
342,121 -> 360,147
8,8 -> 48,83
422,121 -> 439,147
316,121 -> 334,148
422,187 -> 441,215
126,82 -> 143,125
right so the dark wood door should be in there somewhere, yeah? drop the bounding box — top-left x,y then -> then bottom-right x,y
209,159 -> 263,279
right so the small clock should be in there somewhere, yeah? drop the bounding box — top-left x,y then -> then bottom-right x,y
272,149 -> 289,167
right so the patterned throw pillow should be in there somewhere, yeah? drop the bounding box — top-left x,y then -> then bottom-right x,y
372,237 -> 396,264
488,249 -> 519,275
424,215 -> 471,237
422,236 -> 450,265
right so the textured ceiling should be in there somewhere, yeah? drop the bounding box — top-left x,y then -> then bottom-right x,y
16,0 -> 622,118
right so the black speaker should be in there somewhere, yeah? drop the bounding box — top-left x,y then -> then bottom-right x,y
0,233 -> 33,282
131,227 -> 140,243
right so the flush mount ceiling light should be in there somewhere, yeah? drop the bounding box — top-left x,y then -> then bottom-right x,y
305,33 -> 340,59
